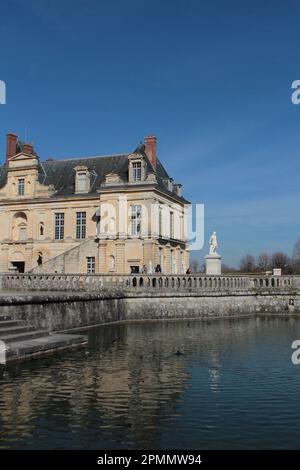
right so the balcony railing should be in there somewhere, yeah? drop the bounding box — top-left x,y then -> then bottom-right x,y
0,273 -> 298,293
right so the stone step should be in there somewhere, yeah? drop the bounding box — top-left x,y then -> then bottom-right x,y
0,325 -> 35,337
0,320 -> 25,328
0,329 -> 50,344
5,333 -> 88,361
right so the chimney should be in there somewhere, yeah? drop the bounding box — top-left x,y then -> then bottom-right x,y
22,143 -> 33,155
6,133 -> 17,162
144,135 -> 157,169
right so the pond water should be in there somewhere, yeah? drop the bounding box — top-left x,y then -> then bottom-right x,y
1,316 -> 300,449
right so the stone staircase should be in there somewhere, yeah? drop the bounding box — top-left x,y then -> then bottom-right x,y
30,238 -> 98,274
0,313 -> 87,363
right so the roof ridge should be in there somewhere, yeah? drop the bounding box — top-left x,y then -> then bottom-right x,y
41,153 -> 129,163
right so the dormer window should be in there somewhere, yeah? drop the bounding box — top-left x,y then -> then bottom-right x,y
128,155 -> 145,183
78,172 -> 87,191
74,166 -> 90,193
18,178 -> 25,196
173,183 -> 182,197
132,161 -> 142,182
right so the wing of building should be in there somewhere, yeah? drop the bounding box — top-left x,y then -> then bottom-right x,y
0,133 -> 190,274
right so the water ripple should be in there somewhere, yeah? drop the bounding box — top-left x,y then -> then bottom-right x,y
1,317 -> 300,449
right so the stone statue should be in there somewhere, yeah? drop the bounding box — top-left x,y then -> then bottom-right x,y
209,231 -> 218,255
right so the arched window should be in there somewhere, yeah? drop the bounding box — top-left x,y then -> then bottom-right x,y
12,212 -> 27,241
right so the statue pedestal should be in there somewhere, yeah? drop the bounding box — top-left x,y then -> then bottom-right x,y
205,253 -> 222,275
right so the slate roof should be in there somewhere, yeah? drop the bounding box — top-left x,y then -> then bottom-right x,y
39,154 -> 130,196
0,149 -> 189,204
0,166 -> 6,188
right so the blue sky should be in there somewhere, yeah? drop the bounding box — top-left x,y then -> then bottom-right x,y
0,0 -> 300,266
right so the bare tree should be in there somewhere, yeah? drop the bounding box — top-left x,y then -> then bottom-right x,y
257,253 -> 270,272
271,252 -> 292,273
293,238 -> 300,274
239,254 -> 256,273
222,263 -> 237,273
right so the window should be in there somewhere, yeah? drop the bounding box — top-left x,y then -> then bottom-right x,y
19,225 -> 26,241
170,211 -> 174,238
12,212 -> 27,241
54,213 -> 64,240
75,166 -> 90,193
131,204 -> 142,236
159,206 -> 163,236
18,178 -> 25,196
77,172 -> 87,192
76,212 -> 86,239
132,162 -> 142,182
180,214 -> 184,241
87,256 -> 95,273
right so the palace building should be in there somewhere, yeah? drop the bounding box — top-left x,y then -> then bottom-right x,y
0,133 -> 190,274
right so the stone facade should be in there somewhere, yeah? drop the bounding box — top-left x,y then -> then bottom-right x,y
0,133 -> 189,274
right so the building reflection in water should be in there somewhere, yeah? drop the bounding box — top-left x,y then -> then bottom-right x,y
0,316 -> 300,449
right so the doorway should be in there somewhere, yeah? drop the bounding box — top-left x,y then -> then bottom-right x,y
130,266 -> 140,274
11,261 -> 25,273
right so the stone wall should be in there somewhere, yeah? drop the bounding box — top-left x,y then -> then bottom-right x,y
0,292 -> 124,331
122,292 -> 300,321
0,273 -> 299,333
0,289 -> 299,333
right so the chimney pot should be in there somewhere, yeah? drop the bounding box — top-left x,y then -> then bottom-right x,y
22,143 -> 33,155
144,135 -> 157,169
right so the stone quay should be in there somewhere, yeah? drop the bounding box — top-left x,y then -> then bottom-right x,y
0,272 -> 299,363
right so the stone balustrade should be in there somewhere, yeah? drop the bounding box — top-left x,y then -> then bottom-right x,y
0,273 -> 298,293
